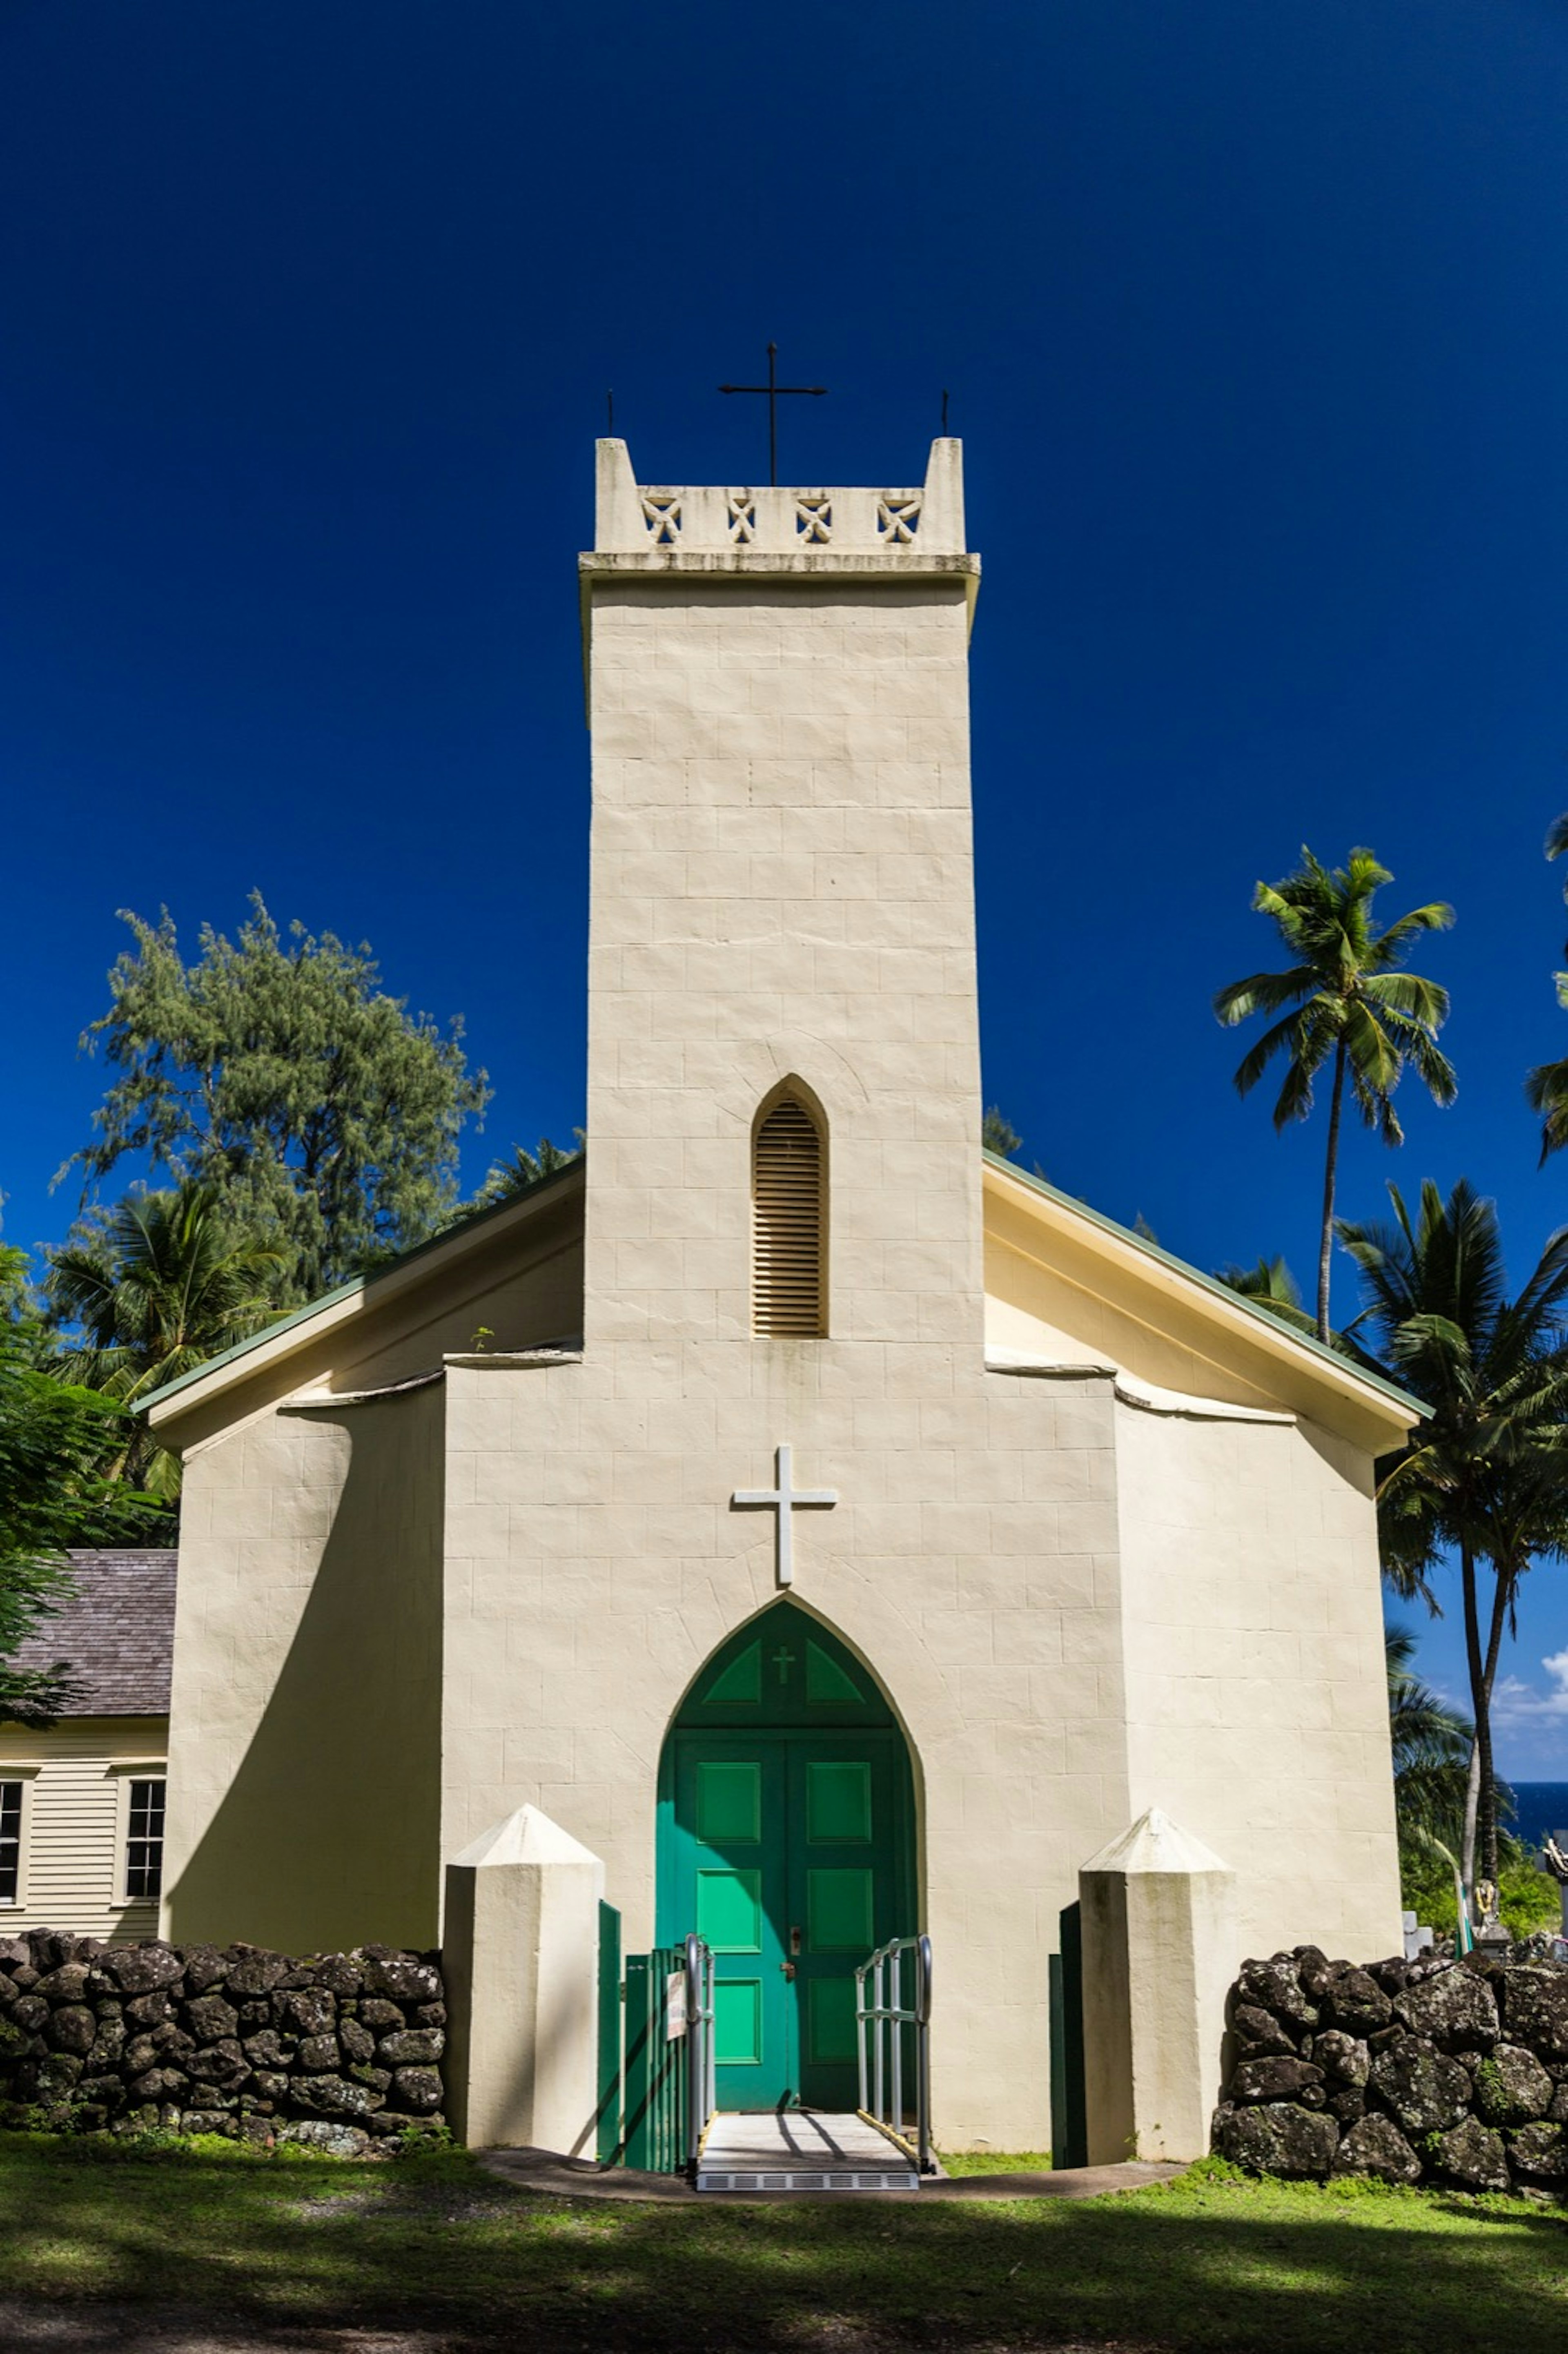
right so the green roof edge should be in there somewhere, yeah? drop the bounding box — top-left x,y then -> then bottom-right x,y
139,1155 -> 585,1415
141,1144 -> 1423,1427
981,1149 -> 1428,1421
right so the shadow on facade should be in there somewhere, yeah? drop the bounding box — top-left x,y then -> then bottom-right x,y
167,1389 -> 444,1954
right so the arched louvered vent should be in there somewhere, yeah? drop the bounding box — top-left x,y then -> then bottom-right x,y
753,1094 -> 826,1337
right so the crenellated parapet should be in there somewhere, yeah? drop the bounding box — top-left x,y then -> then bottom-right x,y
587,437 -> 974,573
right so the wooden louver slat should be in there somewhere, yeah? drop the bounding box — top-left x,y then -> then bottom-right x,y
753,1097 -> 824,1336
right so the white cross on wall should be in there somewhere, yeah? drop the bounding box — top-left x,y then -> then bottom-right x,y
731,1443 -> 838,1587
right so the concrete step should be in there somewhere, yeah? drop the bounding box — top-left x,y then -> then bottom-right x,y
696,2163 -> 920,2194
693,2109 -> 922,2195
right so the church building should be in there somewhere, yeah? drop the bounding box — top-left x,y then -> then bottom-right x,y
146,437 -> 1417,2156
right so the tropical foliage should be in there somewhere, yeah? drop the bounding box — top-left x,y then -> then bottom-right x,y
1341,1179 -> 1568,1891
1385,1627 -> 1562,1937
0,1246 -> 150,1725
1398,1840 -> 1560,1940
469,1135 -> 580,1212
1215,847 -> 1455,1338
62,896 -> 490,1301
44,1183 -> 285,1498
1387,1623 -> 1475,1854
1525,809 -> 1568,1161
1213,1255 -> 1320,1340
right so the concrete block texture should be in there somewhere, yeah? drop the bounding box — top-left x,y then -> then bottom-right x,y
581,573 -> 984,1354
443,1805 -> 605,2155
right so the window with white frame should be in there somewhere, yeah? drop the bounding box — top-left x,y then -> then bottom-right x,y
0,1781 -> 20,1905
124,1778 -> 165,1903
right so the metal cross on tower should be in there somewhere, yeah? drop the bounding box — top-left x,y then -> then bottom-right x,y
719,343 -> 828,486
731,1443 -> 838,1587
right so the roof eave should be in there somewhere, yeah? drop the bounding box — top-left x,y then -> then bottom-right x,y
981,1151 -> 1428,1431
143,1159 -> 585,1427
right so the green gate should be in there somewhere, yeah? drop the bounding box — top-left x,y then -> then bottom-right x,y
620,1946 -> 690,2173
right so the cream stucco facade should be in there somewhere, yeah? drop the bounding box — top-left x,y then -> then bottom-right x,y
150,439 -> 1414,2153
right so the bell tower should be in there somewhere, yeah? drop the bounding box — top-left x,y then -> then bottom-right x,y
579,438 -> 984,1352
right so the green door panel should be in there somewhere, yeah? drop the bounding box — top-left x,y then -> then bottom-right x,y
697,1868 -> 762,1952
657,1604 -> 914,2112
696,1761 -> 762,1842
705,1643 -> 762,1706
806,1759 -> 873,1842
806,1974 -> 859,2065
806,1641 -> 865,1705
807,1867 -> 875,1952
714,1979 -> 764,2066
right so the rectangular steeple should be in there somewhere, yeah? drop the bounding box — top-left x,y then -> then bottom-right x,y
579,439 -> 984,1353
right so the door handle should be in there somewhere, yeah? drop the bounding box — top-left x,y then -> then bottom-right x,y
780,1961 -> 796,1980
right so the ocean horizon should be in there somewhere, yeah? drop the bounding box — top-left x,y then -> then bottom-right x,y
1510,1782 -> 1568,1849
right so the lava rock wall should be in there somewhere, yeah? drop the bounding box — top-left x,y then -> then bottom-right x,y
0,1929 -> 445,2156
1214,1944 -> 1568,2191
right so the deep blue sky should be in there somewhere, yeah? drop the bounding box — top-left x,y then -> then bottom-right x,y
3,0 -> 1567,1769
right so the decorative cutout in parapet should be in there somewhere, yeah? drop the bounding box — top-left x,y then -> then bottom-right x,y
728,497 -> 756,546
642,495 -> 682,546
877,495 -> 921,544
794,497 -> 833,544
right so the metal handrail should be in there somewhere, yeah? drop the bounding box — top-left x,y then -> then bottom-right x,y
855,1931 -> 933,2173
684,1932 -> 716,2172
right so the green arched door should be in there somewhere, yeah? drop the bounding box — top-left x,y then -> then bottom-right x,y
657,1603 -> 916,2111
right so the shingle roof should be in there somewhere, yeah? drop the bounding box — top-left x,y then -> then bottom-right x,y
9,1550 -> 176,1717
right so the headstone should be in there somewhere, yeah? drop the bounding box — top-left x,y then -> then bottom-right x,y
1402,1911 -> 1434,1961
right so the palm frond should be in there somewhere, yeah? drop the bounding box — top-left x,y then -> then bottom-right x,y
1369,903 -> 1457,964
1227,1008 -> 1313,1100
1526,1054 -> 1568,1163
1213,967 -> 1319,1027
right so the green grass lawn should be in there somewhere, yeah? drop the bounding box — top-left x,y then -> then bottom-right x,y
942,2147 -> 1054,2173
0,2131 -> 1565,2351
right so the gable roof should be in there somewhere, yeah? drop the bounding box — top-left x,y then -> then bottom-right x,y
982,1150 -> 1425,1436
140,1143 -> 1421,1446
9,1550 -> 177,1718
142,1155 -> 585,1425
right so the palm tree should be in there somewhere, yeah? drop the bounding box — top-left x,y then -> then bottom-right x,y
1525,811 -> 1568,1160
1213,1255 -> 1321,1341
470,1136 -> 580,1212
1385,1624 -> 1479,1852
45,1183 -> 284,1498
1214,847 -> 1456,1340
1339,1178 -> 1568,1892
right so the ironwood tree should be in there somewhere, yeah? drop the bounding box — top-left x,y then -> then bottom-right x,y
62,895 -> 490,1302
